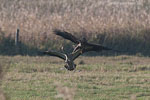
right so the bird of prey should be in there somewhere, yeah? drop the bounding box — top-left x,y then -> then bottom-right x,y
43,29 -> 121,71
43,48 -> 82,71
53,29 -> 120,53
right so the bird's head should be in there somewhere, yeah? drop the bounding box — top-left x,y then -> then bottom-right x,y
64,59 -> 76,71
81,37 -> 87,43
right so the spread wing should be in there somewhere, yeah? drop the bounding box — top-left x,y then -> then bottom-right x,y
82,42 -> 123,53
72,43 -> 122,60
82,43 -> 113,52
43,50 -> 66,60
53,29 -> 80,44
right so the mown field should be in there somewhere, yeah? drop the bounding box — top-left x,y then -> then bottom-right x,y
1,55 -> 150,100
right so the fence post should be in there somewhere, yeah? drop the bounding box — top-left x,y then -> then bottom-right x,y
15,28 -> 20,54
15,28 -> 19,46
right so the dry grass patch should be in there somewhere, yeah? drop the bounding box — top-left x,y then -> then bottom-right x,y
0,0 -> 150,55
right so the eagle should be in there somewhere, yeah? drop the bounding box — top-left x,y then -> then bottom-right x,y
53,29 -> 121,53
43,29 -> 121,71
43,49 -> 81,71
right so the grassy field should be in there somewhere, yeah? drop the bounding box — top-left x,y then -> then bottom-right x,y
0,1 -> 150,99
1,55 -> 150,100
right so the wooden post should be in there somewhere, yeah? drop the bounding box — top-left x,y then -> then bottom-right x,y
15,28 -> 20,54
15,28 -> 19,46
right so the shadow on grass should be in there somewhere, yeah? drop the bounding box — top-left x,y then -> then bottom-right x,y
0,36 -> 150,56
0,30 -> 150,56
0,35 -> 41,56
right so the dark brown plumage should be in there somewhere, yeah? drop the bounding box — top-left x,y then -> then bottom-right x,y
53,29 -> 120,53
43,29 -> 122,71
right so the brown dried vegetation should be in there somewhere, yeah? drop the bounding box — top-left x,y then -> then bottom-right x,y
0,0 -> 150,55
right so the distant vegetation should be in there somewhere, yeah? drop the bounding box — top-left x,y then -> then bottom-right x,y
0,0 -> 150,56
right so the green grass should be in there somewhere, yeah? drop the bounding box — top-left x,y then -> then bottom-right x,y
1,55 -> 150,100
